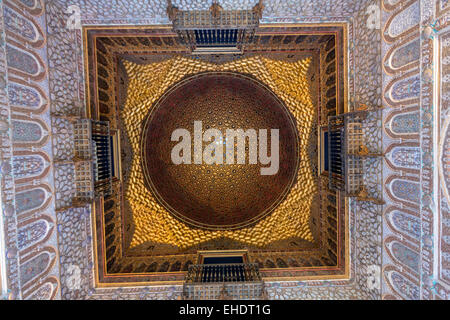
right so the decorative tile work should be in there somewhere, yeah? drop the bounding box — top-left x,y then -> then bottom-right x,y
16,0 -> 41,10
440,201 -> 450,285
20,252 -> 51,285
51,118 -> 75,161
53,163 -> 75,210
384,268 -> 420,299
66,0 -> 375,24
56,207 -> 93,300
12,155 -> 46,179
27,282 -> 54,300
390,111 -> 420,134
353,200 -> 382,299
15,188 -> 47,214
17,219 -> 51,250
417,0 -> 448,300
386,209 -> 421,240
46,3 -> 84,118
11,120 -> 42,142
3,6 -> 43,45
389,74 -> 420,101
389,147 -> 421,169
352,7 -> 382,109
381,0 -> 422,300
439,31 -> 450,207
390,179 -> 420,205
386,239 -> 420,273
8,82 -> 45,110
46,0 -> 383,299
1,0 -> 60,301
437,0 -> 450,16
434,8 -> 450,299
389,38 -> 420,70
3,0 -> 431,300
5,45 -> 42,76
385,1 -> 420,39
381,0 -> 450,300
0,0 -> 22,299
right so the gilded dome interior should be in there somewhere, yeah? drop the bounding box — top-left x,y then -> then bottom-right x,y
141,72 -> 300,230
84,25 -> 348,284
121,56 -> 316,250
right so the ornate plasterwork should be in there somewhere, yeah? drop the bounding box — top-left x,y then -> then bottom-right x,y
1,0 -> 60,300
123,56 -> 315,248
381,0 -> 450,300
87,26 -> 347,285
0,0 -> 393,300
56,0 -> 377,25
85,20 -> 356,285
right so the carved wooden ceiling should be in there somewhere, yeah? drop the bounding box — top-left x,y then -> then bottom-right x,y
84,24 -> 348,285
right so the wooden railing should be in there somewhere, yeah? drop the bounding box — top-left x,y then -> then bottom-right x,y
185,263 -> 261,283
183,263 -> 266,300
327,111 -> 384,204
173,10 -> 259,30
170,7 -> 259,54
72,119 -> 112,205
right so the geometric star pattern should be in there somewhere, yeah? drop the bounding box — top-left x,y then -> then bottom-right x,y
123,56 -> 316,249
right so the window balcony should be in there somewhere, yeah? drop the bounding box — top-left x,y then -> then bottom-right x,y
183,263 -> 266,300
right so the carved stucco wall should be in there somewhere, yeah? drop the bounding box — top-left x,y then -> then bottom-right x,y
0,0 -> 60,300
0,0 -> 448,300
53,0 -> 383,300
381,0 -> 449,300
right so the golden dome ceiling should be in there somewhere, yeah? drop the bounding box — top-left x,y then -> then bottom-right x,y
141,72 -> 300,230
86,27 -> 347,283
122,55 -> 316,249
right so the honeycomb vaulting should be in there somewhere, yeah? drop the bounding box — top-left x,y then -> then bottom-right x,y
142,72 -> 300,230
122,56 -> 316,249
